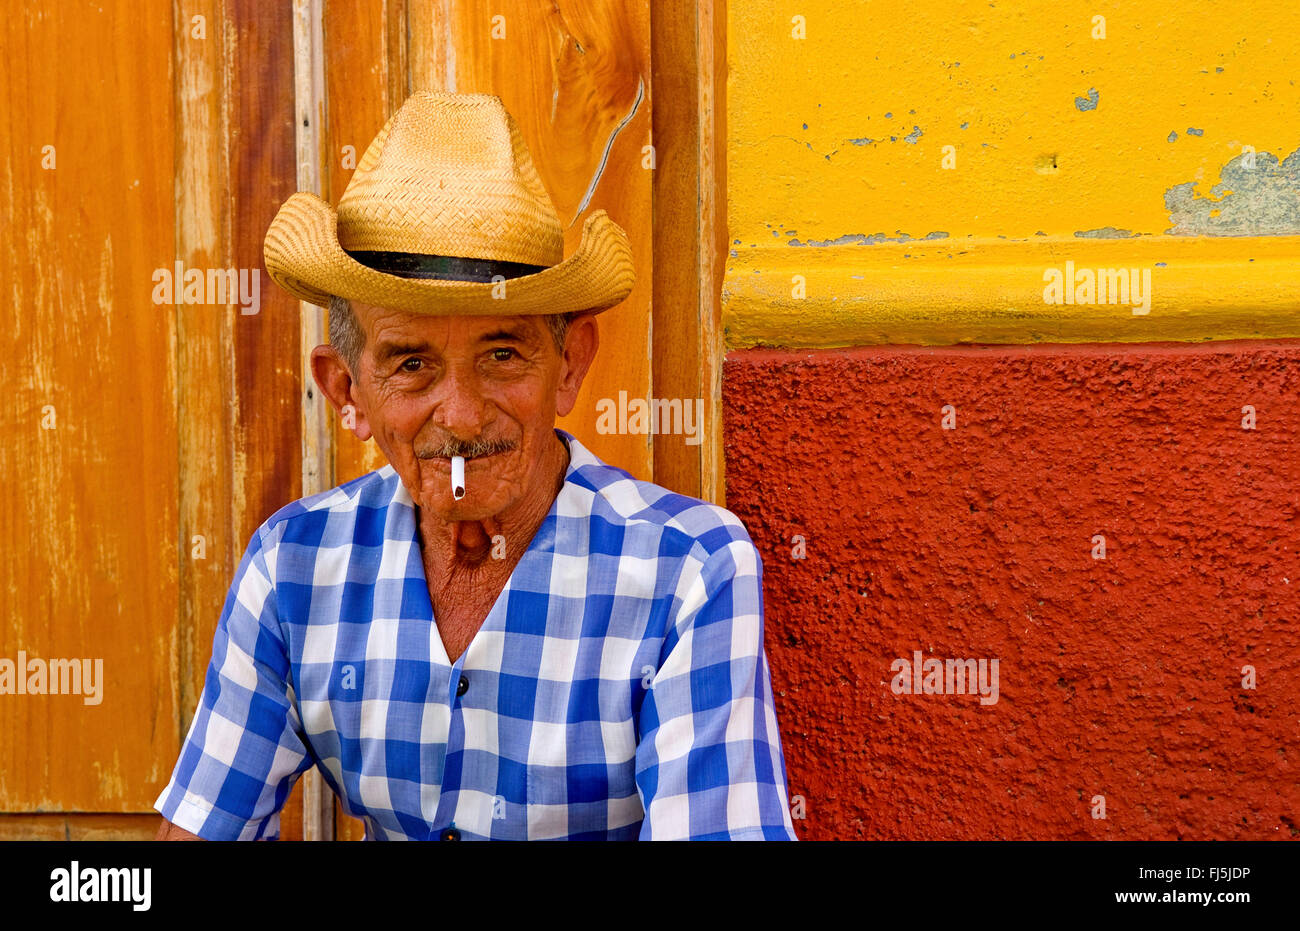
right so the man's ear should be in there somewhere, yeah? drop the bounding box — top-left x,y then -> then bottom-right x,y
554,313 -> 598,418
310,345 -> 372,441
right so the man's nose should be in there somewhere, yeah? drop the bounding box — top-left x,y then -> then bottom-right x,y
434,368 -> 489,436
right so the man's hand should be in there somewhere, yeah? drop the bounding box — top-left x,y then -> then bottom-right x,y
155,818 -> 205,841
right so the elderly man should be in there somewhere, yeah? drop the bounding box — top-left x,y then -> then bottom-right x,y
153,91 -> 796,841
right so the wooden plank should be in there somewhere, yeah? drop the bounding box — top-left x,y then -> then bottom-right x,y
0,0 -> 179,811
413,1 -> 654,480
407,0 -> 450,98
383,0 -> 410,114
294,0 -> 334,842
227,0 -> 306,840
701,0 -> 727,506
175,0 -> 237,781
647,0 -> 701,498
649,0 -> 727,502
318,0 -> 410,841
325,0 -> 406,489
0,813 -> 160,841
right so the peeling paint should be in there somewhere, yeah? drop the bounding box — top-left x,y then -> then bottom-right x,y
776,136 -> 844,160
1074,87 -> 1099,111
1074,227 -> 1140,238
727,0 -> 1300,255
903,126 -> 923,144
788,231 -> 949,246
1187,127 -> 1204,136
1165,147 -> 1300,235
1168,131 -> 1178,142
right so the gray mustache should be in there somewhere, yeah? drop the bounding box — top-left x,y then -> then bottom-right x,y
417,436 -> 517,459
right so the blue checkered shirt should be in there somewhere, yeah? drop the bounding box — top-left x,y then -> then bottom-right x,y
154,429 -> 796,840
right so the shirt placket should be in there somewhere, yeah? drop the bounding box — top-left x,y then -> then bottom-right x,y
417,617 -> 455,838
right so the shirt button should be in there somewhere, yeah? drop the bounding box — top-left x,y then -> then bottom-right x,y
457,675 -> 469,697
440,827 -> 461,841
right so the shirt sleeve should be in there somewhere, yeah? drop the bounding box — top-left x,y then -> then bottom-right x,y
153,521 -> 314,840
634,529 -> 798,840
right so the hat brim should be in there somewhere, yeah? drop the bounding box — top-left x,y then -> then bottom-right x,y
263,192 -> 636,315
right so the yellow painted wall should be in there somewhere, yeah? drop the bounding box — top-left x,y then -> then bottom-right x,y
724,0 -> 1300,347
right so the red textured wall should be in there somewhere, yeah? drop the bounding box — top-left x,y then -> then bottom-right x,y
723,340 -> 1300,840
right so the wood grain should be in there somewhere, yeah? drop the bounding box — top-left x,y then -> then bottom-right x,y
294,0 -> 334,842
175,0 -> 237,792
228,0 -> 305,839
0,813 -> 160,841
0,0 -> 179,812
318,0 -> 408,839
325,0 -> 405,493
701,0 -> 727,506
648,0 -> 728,502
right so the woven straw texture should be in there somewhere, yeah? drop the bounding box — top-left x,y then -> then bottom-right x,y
263,91 -> 635,315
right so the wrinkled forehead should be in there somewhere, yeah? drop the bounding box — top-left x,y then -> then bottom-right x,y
354,301 -> 550,349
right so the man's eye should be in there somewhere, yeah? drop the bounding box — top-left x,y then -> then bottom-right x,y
491,348 -> 515,362
400,358 -> 423,372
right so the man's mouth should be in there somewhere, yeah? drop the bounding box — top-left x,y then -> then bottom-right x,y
423,448 -> 514,469
429,450 -> 506,464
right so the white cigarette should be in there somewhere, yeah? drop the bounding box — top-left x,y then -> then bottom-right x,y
451,455 -> 465,500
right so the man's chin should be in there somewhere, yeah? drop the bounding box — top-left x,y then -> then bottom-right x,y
417,497 -> 500,521
411,476 -> 516,520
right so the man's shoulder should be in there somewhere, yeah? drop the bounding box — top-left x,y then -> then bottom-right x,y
567,436 -> 755,559
256,465 -> 402,546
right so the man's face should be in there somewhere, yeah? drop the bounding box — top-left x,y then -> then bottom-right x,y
336,301 -> 575,521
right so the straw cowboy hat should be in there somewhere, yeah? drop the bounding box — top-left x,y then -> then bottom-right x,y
263,91 -> 635,315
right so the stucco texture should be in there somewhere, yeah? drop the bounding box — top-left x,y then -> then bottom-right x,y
723,340 -> 1300,839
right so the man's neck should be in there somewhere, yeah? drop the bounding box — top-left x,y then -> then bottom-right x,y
416,431 -> 569,591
